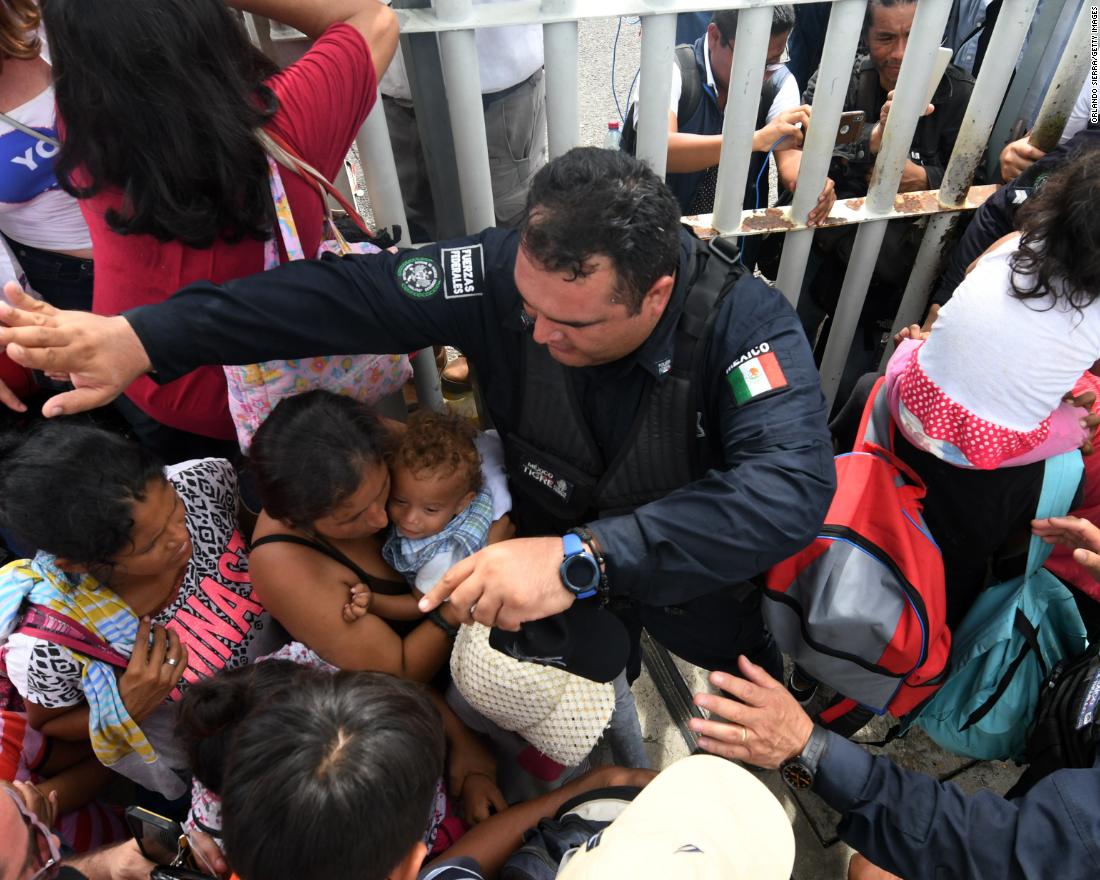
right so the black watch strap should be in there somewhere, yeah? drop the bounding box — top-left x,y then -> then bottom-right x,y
781,725 -> 829,791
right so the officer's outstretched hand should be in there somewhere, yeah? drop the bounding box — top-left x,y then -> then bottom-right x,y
418,537 -> 575,630
689,656 -> 814,770
0,282 -> 151,417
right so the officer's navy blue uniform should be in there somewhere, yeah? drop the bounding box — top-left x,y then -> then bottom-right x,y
126,227 -> 834,674
815,732 -> 1100,879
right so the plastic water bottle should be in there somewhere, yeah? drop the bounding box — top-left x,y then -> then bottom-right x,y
605,121 -> 621,150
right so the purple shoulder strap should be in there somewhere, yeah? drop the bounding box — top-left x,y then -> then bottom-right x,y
16,605 -> 130,669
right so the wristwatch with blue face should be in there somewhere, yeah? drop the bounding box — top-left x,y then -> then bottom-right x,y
560,533 -> 600,599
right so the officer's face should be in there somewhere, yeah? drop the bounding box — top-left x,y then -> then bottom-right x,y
866,2 -> 916,91
515,247 -> 672,368
310,461 -> 392,540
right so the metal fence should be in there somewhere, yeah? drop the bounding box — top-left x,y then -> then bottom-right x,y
252,0 -> 1091,408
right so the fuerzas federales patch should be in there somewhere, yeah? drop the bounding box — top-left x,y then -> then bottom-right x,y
725,343 -> 788,405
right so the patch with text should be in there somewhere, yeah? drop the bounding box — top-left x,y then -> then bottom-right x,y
441,244 -> 486,299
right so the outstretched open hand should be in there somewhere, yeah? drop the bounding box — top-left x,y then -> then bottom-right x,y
0,282 -> 151,417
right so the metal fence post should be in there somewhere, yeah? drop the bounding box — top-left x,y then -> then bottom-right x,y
711,6 -> 772,233
356,104 -> 412,248
882,0 -> 1040,350
817,0 -> 954,407
1027,0 -> 1094,151
542,0 -> 580,159
634,13 -> 678,177
774,0 -> 867,304
436,0 -> 497,233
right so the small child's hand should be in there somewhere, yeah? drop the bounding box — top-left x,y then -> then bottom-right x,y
893,323 -> 929,346
459,771 -> 508,824
342,583 -> 372,622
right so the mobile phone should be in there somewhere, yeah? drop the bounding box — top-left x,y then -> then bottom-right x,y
125,805 -> 185,865
834,110 -> 865,146
923,47 -> 953,109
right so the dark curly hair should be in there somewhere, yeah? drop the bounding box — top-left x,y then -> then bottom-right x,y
520,147 -> 682,314
393,410 -> 482,495
248,391 -> 391,530
0,422 -> 165,569
41,0 -> 279,247
1010,148 -> 1100,310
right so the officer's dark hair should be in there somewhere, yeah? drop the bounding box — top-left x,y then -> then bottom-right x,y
248,390 -> 391,530
520,147 -> 681,315
1010,148 -> 1100,310
713,5 -> 796,45
221,671 -> 445,880
863,0 -> 916,40
42,0 -> 279,248
0,422 -> 165,571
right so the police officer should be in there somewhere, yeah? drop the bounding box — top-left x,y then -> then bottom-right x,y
0,148 -> 834,678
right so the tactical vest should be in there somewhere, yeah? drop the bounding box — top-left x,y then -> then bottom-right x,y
504,239 -> 744,535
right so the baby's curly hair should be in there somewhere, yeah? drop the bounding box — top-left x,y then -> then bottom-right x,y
394,410 -> 483,494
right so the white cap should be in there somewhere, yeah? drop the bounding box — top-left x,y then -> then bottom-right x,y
557,755 -> 795,880
450,622 -> 616,766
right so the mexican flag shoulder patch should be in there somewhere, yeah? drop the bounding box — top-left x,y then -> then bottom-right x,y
725,345 -> 788,405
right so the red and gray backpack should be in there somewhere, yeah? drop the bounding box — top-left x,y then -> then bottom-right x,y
763,377 -> 951,721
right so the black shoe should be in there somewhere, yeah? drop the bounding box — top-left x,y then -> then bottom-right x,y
787,668 -> 819,705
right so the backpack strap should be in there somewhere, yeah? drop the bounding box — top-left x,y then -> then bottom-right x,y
1025,451 -> 1085,576
674,44 -> 703,122
16,605 -> 130,670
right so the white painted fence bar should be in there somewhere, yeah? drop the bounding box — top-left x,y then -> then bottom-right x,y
401,0 -> 834,33
435,0 -> 497,233
542,16 -> 581,159
1027,0 -> 1093,152
356,103 -> 412,248
634,13 -> 678,178
817,0 -> 954,407
774,0 -> 866,304
883,0 -> 1039,354
711,6 -> 773,232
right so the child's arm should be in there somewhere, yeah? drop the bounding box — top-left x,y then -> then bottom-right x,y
25,702 -> 93,742
368,591 -> 425,621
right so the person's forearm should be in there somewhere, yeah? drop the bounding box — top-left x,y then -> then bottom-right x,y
228,0 -> 398,77
30,705 -> 92,742
775,150 -> 802,192
38,757 -> 113,816
399,620 -> 458,682
370,593 -> 424,621
427,770 -> 636,879
666,132 -> 723,173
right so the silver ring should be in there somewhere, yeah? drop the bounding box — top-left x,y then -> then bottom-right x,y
165,657 -> 179,667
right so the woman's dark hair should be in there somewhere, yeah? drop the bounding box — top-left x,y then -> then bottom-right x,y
41,0 -> 280,247
222,672 -> 444,880
176,660 -> 311,797
1010,149 -> 1100,310
248,391 -> 390,529
0,422 -> 164,567
520,147 -> 682,315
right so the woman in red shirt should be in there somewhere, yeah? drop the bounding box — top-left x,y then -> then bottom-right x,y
40,0 -> 398,462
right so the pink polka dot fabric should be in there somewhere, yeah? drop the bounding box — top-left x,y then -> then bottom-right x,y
897,354 -> 1049,469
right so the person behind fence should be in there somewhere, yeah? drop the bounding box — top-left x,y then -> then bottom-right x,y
0,146 -> 836,687
627,7 -> 837,237
35,0 -> 398,464
790,0 -> 976,397
689,651 -> 1100,880
0,423 -> 282,801
216,668 -> 655,880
